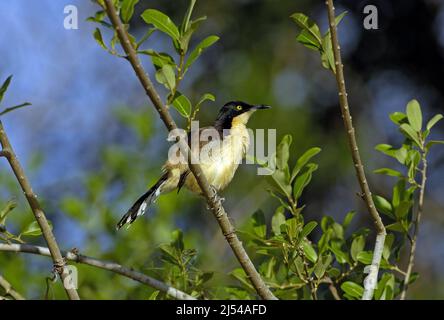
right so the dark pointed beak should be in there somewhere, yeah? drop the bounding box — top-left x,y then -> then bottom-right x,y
253,104 -> 271,110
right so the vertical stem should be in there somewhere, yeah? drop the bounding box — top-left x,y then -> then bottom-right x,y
103,0 -> 276,300
0,121 -> 80,300
325,0 -> 386,300
400,155 -> 427,299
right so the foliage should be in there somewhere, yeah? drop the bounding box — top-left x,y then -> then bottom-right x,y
89,0 -> 217,129
1,1 -> 443,301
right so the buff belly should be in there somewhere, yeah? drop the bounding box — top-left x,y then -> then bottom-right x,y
184,125 -> 250,194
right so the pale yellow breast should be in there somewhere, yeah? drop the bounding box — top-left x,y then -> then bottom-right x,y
185,124 -> 250,193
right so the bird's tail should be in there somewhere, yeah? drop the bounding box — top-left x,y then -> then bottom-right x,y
116,173 -> 169,230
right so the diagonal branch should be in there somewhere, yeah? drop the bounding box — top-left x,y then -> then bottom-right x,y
103,0 -> 276,300
0,121 -> 80,300
325,0 -> 386,300
0,243 -> 195,300
400,154 -> 427,299
0,273 -> 25,300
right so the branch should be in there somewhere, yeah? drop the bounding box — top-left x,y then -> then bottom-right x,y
0,243 -> 195,300
0,121 -> 80,300
103,0 -> 276,300
400,154 -> 427,299
0,273 -> 25,300
325,0 -> 386,300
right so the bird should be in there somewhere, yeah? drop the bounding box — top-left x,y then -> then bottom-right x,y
116,101 -> 271,230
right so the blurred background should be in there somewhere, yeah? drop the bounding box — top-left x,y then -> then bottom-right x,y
0,0 -> 443,299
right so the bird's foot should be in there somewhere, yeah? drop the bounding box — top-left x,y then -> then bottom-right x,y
206,185 -> 225,210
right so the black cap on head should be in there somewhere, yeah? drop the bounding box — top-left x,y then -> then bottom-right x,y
215,101 -> 271,129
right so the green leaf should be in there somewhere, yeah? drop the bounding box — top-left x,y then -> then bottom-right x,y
389,112 -> 407,125
300,221 -> 317,239
330,241 -> 348,264
270,169 -> 292,199
375,144 -> 407,164
350,235 -> 365,261
302,240 -> 318,263
400,123 -> 421,147
155,64 -> 176,91
192,93 -> 215,117
341,281 -> 364,300
293,163 -> 318,200
386,222 -> 405,233
321,33 -> 334,71
373,195 -> 394,219
271,206 -> 286,235
395,200 -> 411,219
290,13 -> 322,50
276,135 -> 292,171
231,268 -> 254,291
141,9 -> 180,41
297,29 -> 322,51
93,28 -> 108,50
342,211 -> 356,230
21,221 -> 52,237
426,114 -> 443,131
291,147 -> 321,181
179,16 -> 207,54
148,290 -> 160,300
373,168 -> 403,178
252,210 -> 267,238
357,251 -> 373,264
185,35 -> 219,71
374,273 -> 395,300
392,179 -> 405,209
138,50 -> 175,69
321,11 -> 347,72
313,254 -> 332,279
0,75 -> 12,103
0,102 -> 32,117
382,233 -> 394,260
181,0 -> 197,33
171,92 -> 192,117
406,99 -> 422,132
0,200 -> 17,225
121,0 -> 139,23
426,140 -> 444,151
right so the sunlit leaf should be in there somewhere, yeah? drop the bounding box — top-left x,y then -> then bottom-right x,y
341,281 -> 363,300
406,99 -> 422,132
185,35 -> 219,71
141,9 -> 180,41
400,123 -> 421,147
121,0 -> 139,23
155,64 -> 176,90
291,147 -> 321,181
426,114 -> 443,131
171,92 -> 192,117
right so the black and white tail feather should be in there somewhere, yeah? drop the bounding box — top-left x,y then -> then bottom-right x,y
116,173 -> 168,230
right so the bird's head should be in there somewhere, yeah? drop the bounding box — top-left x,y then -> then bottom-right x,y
215,101 -> 271,129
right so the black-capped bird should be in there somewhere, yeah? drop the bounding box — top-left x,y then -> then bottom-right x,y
117,101 -> 270,229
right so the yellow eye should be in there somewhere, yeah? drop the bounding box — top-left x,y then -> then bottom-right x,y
236,105 -> 242,111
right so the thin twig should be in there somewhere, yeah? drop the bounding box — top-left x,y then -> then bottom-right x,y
0,243 -> 195,300
0,273 -> 25,300
321,277 -> 341,300
0,121 -> 80,300
103,0 -> 276,300
400,155 -> 427,299
325,0 -> 386,300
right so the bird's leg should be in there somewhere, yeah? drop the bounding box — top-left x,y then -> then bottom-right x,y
206,185 -> 225,211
